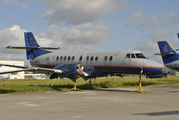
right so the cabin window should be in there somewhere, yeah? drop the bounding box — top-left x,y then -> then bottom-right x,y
45,57 -> 50,61
86,56 -> 89,61
109,56 -> 113,61
135,53 -> 146,58
71,56 -> 75,61
60,56 -> 63,60
104,56 -> 108,61
126,54 -> 130,58
56,56 -> 59,61
68,56 -> 71,61
131,54 -> 135,58
90,56 -> 94,61
79,56 -> 82,61
64,56 -> 67,60
95,56 -> 98,61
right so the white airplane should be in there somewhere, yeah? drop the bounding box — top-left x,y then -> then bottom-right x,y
0,32 -> 170,92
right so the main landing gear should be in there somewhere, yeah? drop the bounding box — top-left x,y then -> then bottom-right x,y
86,78 -> 94,89
68,79 -> 81,91
132,68 -> 148,93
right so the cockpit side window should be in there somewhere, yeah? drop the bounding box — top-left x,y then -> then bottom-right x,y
135,53 -> 146,58
131,54 -> 135,58
126,54 -> 130,58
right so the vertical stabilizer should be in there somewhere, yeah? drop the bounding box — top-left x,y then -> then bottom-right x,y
177,33 -> 179,39
24,32 -> 52,60
157,41 -> 179,64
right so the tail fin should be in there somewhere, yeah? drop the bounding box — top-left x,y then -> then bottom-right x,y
157,41 -> 179,64
177,33 -> 179,39
24,32 -> 52,60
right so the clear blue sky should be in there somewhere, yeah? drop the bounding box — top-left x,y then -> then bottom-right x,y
1,0 -> 179,65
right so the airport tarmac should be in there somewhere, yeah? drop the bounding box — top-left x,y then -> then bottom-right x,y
0,85 -> 179,120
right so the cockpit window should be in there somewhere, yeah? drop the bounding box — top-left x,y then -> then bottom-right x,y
126,54 -> 130,58
131,54 -> 135,58
135,53 -> 146,58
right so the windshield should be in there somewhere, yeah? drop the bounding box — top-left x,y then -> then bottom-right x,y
135,53 -> 146,58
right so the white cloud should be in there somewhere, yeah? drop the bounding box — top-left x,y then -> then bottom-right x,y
41,0 -> 129,25
0,23 -> 114,62
0,25 -> 27,61
151,12 -> 179,26
39,23 -> 114,51
129,11 -> 145,21
128,12 -> 179,29
3,0 -> 18,6
135,29 -> 171,52
21,3 -> 28,8
134,29 -> 173,63
128,11 -> 149,28
2,0 -> 34,7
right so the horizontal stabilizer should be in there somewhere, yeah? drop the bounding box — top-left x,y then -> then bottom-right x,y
6,46 -> 60,50
154,52 -> 176,55
6,46 -> 40,50
41,47 -> 60,50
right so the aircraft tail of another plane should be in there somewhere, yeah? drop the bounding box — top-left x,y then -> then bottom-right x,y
24,32 -> 52,60
157,41 -> 179,64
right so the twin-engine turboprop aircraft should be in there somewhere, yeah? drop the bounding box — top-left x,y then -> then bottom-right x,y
0,32 -> 169,92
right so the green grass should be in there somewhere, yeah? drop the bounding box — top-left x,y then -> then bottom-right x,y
0,75 -> 179,94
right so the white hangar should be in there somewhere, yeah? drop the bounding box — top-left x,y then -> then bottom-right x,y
0,60 -> 24,79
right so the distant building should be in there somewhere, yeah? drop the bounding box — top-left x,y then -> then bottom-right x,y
0,60 -> 24,79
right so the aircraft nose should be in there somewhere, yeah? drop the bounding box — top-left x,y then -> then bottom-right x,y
162,67 -> 171,76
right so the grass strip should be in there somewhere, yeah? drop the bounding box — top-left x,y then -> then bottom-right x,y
0,76 -> 179,94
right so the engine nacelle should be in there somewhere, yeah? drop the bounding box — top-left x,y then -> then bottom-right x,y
146,67 -> 170,78
50,62 -> 84,79
146,74 -> 163,78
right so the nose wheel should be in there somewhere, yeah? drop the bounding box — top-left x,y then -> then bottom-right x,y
132,69 -> 148,93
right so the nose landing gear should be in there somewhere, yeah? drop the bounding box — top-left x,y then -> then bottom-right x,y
132,68 -> 148,93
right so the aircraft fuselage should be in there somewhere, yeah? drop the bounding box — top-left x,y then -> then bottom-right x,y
30,50 -> 163,77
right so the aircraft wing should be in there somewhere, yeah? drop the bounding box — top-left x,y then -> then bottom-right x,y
0,64 -> 64,75
0,62 -> 90,81
0,69 -> 30,75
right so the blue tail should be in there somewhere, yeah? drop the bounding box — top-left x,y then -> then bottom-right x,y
24,32 -> 52,60
157,41 -> 179,64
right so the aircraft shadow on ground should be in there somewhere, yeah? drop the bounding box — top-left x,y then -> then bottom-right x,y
44,83 -> 133,93
169,91 -> 179,93
90,89 -> 132,93
134,110 -> 179,116
161,84 -> 179,88
50,84 -> 132,92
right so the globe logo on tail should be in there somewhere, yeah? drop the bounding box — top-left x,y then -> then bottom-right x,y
163,46 -> 168,52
